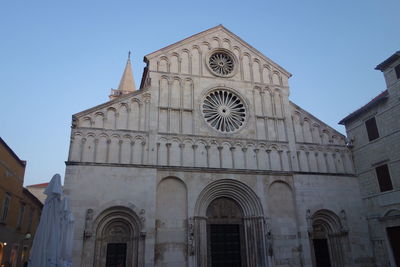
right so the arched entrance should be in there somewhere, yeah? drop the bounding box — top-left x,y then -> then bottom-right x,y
93,207 -> 144,267
308,209 -> 350,267
206,197 -> 245,267
193,179 -> 267,267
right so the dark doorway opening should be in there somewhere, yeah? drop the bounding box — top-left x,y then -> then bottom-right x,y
313,238 -> 331,267
106,243 -> 127,267
387,226 -> 400,267
210,224 -> 242,267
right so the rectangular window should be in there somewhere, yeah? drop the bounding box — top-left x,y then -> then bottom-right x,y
27,208 -> 34,232
395,64 -> 400,79
365,117 -> 379,141
376,164 -> 393,192
1,193 -> 11,222
17,203 -> 26,229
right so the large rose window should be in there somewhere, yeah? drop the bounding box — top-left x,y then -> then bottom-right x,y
201,90 -> 246,133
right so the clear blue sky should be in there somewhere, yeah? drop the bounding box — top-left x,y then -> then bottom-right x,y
0,0 -> 398,186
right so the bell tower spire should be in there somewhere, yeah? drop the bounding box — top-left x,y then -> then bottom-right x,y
109,52 -> 136,100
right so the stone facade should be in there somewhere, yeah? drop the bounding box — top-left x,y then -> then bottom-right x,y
340,51 -> 400,267
64,25 -> 374,267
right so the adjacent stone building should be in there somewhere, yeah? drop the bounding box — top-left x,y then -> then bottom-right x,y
340,51 -> 400,267
64,25 -> 374,267
0,137 -> 43,266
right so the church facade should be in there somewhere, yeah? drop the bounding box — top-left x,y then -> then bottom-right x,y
64,25 -> 374,267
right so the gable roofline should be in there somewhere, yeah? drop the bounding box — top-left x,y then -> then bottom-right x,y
375,51 -> 400,71
0,137 -> 26,168
72,88 -> 149,118
26,182 -> 49,188
289,101 -> 346,138
338,90 -> 388,125
144,24 -> 292,78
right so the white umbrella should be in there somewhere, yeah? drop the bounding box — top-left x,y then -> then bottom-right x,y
60,197 -> 74,267
29,174 -> 63,267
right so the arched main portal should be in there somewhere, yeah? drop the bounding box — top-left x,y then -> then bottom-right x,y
193,179 -> 267,267
93,206 -> 144,267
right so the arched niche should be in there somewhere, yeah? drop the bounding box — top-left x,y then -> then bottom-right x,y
92,206 -> 145,267
193,179 -> 267,267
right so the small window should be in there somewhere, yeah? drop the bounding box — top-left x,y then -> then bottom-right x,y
17,203 -> 26,229
365,117 -> 379,141
1,193 -> 11,222
395,64 -> 400,79
376,164 -> 393,192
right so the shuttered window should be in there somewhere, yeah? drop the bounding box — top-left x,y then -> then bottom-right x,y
365,117 -> 379,141
376,164 -> 393,192
395,64 -> 400,79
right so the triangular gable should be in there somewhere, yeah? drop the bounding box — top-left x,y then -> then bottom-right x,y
144,24 -> 291,78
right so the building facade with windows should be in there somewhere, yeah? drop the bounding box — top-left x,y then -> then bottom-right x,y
64,25 -> 375,267
340,51 -> 400,267
0,137 -> 43,266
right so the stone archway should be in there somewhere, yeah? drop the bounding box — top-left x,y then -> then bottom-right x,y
93,206 -> 145,267
193,179 -> 267,267
308,209 -> 350,267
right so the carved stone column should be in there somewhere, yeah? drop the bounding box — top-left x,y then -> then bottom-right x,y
194,216 -> 207,267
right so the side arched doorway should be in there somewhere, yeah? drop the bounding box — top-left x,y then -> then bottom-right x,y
308,209 -> 351,267
93,207 -> 144,267
193,179 -> 267,267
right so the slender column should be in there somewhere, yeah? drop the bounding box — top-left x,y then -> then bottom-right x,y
166,143 -> 171,165
305,151 -> 311,172
296,151 -> 302,171
254,149 -> 259,169
278,150 -> 283,171
156,143 -> 160,165
332,153 -> 338,172
242,147 -> 248,169
324,153 -> 329,172
286,151 -> 292,171
230,147 -> 236,168
179,143 -> 185,166
130,141 -> 135,164
266,149 -> 271,170
217,146 -> 223,168
126,107 -> 131,129
192,144 -> 197,167
205,145 -> 210,168
118,140 -> 123,164
315,152 -> 320,172
80,138 -> 86,162
340,153 -> 347,173
141,141 -> 146,164
106,139 -> 111,163
93,139 -> 99,162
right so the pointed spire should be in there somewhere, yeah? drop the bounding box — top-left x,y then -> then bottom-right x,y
109,52 -> 136,100
118,51 -> 136,92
